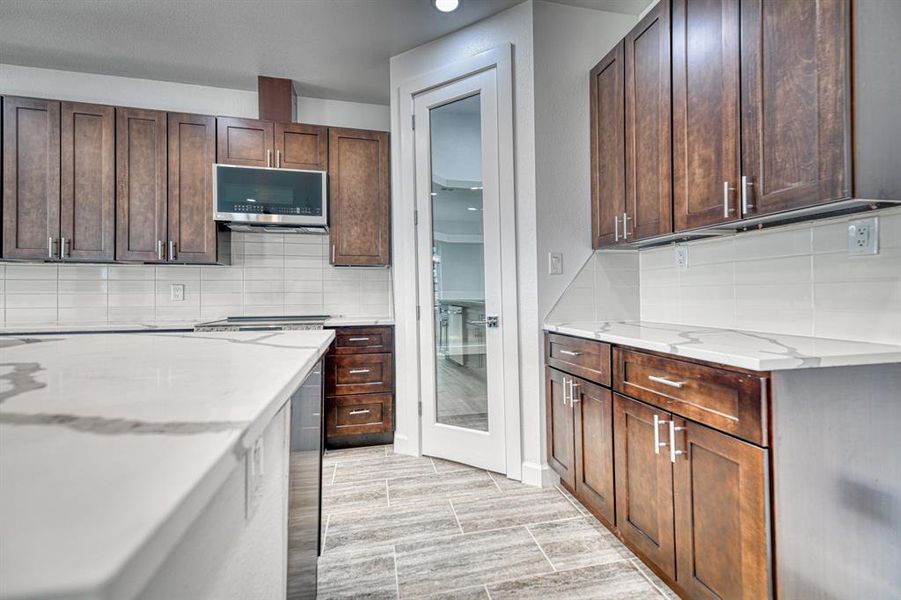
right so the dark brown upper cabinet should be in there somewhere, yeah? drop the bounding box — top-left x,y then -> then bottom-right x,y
740,0 -> 851,216
328,127 -> 390,266
672,0 -> 742,230
217,117 -> 328,171
168,112 -> 218,264
2,96 -> 61,260
61,101 -> 116,261
590,42 -> 626,249
216,117 -> 274,168
623,0 -> 672,242
116,107 -> 168,262
275,122 -> 328,170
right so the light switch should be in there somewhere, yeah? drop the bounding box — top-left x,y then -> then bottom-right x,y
548,252 -> 564,275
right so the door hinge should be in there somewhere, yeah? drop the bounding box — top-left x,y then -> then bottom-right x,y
414,209 -> 418,226
411,114 -> 416,130
416,305 -> 420,320
418,401 -> 423,416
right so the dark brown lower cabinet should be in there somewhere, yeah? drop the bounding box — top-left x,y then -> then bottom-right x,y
573,378 -> 616,526
673,418 -> 769,599
613,393 -> 677,580
546,368 -> 576,489
325,326 -> 395,449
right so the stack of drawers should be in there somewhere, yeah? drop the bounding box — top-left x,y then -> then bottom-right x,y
324,326 -> 395,448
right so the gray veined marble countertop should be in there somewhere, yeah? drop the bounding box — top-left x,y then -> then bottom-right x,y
0,329 -> 334,600
544,320 -> 901,371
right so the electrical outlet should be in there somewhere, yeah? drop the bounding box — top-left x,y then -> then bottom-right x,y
674,245 -> 689,270
548,252 -> 564,275
170,283 -> 185,302
245,437 -> 265,520
847,217 -> 879,256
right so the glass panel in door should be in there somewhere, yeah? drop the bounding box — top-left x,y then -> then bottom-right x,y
429,94 -> 488,432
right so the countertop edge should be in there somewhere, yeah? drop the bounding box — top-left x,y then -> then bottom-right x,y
543,323 -> 901,372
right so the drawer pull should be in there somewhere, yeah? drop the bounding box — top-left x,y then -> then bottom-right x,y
348,368 -> 371,375
347,337 -> 371,342
348,409 -> 371,416
648,375 -> 686,389
559,349 -> 582,357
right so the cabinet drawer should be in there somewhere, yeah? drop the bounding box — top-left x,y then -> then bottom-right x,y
327,394 -> 393,436
326,353 -> 393,396
545,333 -> 611,386
330,326 -> 393,355
613,348 -> 767,446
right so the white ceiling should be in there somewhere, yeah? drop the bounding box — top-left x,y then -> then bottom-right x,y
0,0 -> 651,106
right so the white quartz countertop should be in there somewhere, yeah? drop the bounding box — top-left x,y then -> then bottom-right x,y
0,329 -> 334,600
545,321 -> 901,371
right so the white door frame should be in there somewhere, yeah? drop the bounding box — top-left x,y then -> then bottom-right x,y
394,44 -> 522,480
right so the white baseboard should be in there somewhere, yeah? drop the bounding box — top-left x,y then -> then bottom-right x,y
391,433 -> 416,457
520,461 -> 559,488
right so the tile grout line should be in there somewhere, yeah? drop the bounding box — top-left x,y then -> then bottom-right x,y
448,498 -> 465,534
392,544 -> 401,600
525,524 -> 557,572
484,585 -> 492,599
630,557 -> 673,598
486,470 -> 503,492
321,513 -> 331,553
555,484 -> 586,514
429,457 -> 439,474
330,463 -> 337,485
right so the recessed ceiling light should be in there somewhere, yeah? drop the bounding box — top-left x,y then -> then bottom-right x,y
433,0 -> 460,13
470,186 -> 482,191
467,207 -> 479,211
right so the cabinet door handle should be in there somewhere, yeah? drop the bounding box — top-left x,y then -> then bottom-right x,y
267,149 -> 272,167
276,149 -> 281,169
570,382 -> 581,404
648,375 -> 686,389
168,240 -> 176,261
741,175 -> 754,215
563,377 -> 571,407
653,414 -> 668,454
348,409 -> 371,416
348,368 -> 371,375
559,349 -> 582,357
669,420 -> 687,463
614,215 -> 620,242
622,212 -> 630,240
723,181 -> 736,218
157,240 -> 164,261
347,337 -> 371,342
60,237 -> 69,259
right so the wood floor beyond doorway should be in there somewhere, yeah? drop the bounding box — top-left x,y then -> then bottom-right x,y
317,445 -> 678,599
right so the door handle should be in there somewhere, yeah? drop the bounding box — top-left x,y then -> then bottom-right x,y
470,316 -> 499,328
570,382 -> 581,404
741,175 -> 754,215
48,237 -> 56,260
648,375 -> 686,389
723,181 -> 736,218
157,240 -> 164,261
669,420 -> 686,463
168,240 -> 176,261
622,212 -> 631,240
60,237 -> 69,259
614,215 -> 620,242
653,414 -> 668,454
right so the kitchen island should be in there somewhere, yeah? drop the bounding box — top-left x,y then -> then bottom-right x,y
0,329 -> 334,600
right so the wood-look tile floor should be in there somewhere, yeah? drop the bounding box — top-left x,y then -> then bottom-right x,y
317,446 -> 678,599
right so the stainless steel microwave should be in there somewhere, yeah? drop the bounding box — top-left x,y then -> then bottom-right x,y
212,164 -> 327,228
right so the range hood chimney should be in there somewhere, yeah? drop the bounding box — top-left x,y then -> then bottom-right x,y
258,75 -> 296,122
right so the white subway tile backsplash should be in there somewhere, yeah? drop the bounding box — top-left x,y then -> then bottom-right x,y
0,233 -> 392,330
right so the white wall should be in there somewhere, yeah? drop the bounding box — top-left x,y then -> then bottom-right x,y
533,1 -> 636,321
640,207 -> 901,345
389,0 -> 540,480
0,64 -> 389,130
